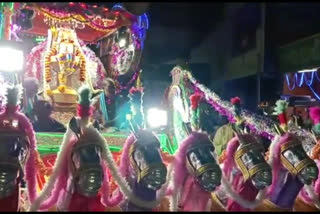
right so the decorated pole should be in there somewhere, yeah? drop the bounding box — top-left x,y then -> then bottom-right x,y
0,2 -> 14,40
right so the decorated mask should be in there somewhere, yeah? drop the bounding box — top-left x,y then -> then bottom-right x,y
234,135 -> 272,190
186,141 -> 221,192
129,130 -> 167,190
280,139 -> 318,185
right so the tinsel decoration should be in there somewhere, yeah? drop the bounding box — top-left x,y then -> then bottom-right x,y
309,107 -> 320,135
181,68 -> 314,141
174,66 -> 276,140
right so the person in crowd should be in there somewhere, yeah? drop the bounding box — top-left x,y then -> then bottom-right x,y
23,77 -> 40,122
32,99 -> 66,132
93,78 -> 130,132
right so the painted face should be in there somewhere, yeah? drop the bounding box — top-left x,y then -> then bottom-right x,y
0,134 -> 29,199
235,138 -> 272,190
186,143 -> 222,192
281,142 -> 318,185
130,140 -> 167,191
72,144 -> 104,197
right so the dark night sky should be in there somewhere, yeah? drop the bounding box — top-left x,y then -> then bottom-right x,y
89,2 -> 224,67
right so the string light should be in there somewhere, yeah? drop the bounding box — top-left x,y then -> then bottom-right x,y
285,71 -> 320,101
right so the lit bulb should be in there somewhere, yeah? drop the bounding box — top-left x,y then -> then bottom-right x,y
119,38 -> 126,48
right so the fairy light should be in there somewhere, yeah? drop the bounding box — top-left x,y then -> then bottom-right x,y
285,70 -> 320,101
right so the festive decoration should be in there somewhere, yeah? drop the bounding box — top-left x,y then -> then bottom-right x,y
175,66 -> 276,140
230,96 -> 243,125
128,86 -> 145,129
44,45 -> 56,83
310,107 -> 320,134
169,132 -> 221,211
189,92 -> 204,131
119,130 -> 171,211
36,5 -> 120,31
261,133 -> 319,211
35,132 -> 174,155
217,134 -> 270,211
115,69 -> 140,94
230,96 -> 241,105
2,3 -> 14,40
76,85 -> 93,118
0,85 -> 39,210
26,39 -> 105,90
19,3 -> 139,43
10,24 -> 22,41
168,65 -> 314,143
190,92 -> 203,110
285,71 -> 320,101
272,99 -> 289,131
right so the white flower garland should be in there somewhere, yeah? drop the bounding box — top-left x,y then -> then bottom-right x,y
29,128 -> 74,211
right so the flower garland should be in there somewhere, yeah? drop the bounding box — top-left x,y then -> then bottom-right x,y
171,67 -> 277,140
44,46 -> 57,83
115,69 -> 140,95
180,68 -> 315,141
79,40 -> 105,89
75,48 -> 86,82
25,41 -> 47,80
26,39 -> 105,90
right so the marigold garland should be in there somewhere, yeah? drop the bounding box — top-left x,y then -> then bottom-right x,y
75,49 -> 86,82
44,47 -> 58,83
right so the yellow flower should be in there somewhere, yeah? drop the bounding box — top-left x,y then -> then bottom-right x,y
46,89 -> 53,96
58,85 -> 66,93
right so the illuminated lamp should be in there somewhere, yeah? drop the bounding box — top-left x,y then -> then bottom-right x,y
0,40 -> 24,73
147,108 -> 167,128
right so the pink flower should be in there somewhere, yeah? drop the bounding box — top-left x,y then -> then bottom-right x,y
230,97 -> 241,105
190,93 -> 203,110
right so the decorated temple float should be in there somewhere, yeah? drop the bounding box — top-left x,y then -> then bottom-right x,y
21,2 -> 147,123
1,2 -> 177,182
